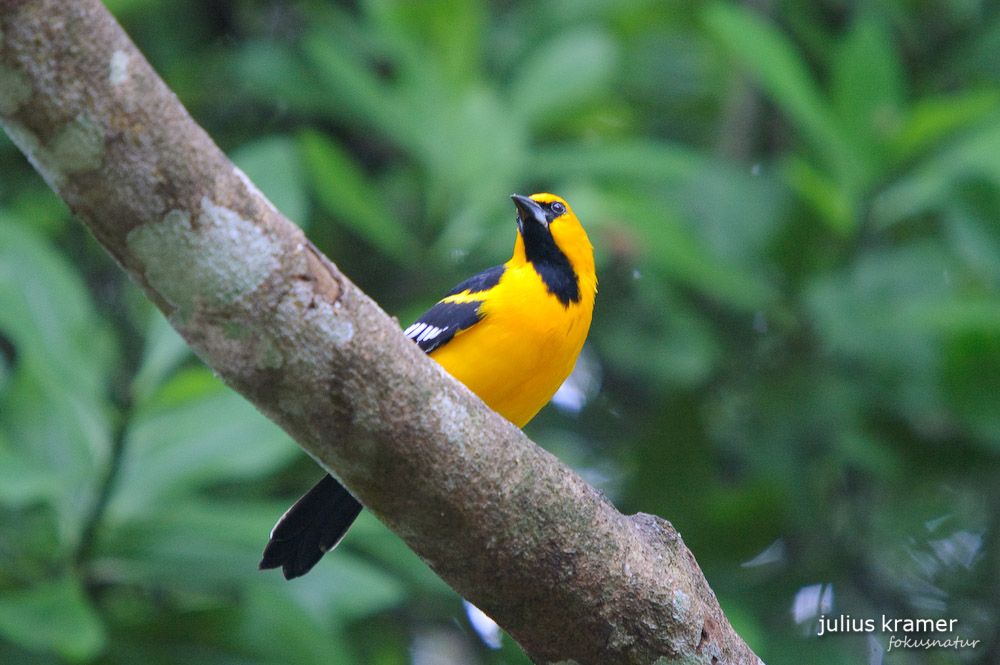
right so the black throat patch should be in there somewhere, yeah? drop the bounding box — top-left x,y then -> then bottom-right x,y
520,219 -> 580,307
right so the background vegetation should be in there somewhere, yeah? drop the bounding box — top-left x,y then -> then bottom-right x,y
2,0 -> 999,663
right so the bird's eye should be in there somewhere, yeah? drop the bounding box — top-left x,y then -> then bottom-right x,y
550,201 -> 566,215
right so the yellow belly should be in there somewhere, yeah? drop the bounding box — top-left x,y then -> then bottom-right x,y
427,263 -> 593,428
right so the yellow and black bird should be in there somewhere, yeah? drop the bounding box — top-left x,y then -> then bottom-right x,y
260,193 -> 597,579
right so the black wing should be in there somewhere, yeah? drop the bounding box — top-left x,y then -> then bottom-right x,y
260,265 -> 506,579
404,299 -> 484,353
445,264 -> 504,297
403,265 -> 505,354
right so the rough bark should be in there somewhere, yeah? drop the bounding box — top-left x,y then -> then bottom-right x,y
0,1 -> 764,663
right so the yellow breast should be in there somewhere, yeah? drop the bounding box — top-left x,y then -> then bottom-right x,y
428,261 -> 595,428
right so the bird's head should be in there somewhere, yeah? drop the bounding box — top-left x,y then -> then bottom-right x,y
510,193 -> 596,305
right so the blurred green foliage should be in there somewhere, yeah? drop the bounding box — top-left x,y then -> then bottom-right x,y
2,0 -> 1000,663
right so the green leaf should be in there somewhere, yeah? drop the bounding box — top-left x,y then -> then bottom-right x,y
830,12 -> 904,155
893,89 -> 1000,162
598,280 -> 721,388
99,498 -> 406,619
681,161 -> 788,264
0,432 -> 59,506
783,155 -> 855,235
402,87 -> 526,242
231,135 -> 309,229
0,221 -> 114,528
98,499 -> 284,587
531,140 -> 703,182
284,542 -> 408,625
703,4 -> 858,190
300,30 -> 408,141
508,26 -> 617,130
802,243 -> 956,423
238,584 -> 354,665
0,368 -> 110,533
372,0 -> 486,88
0,221 -> 116,399
944,331 -> 1000,445
598,191 -> 776,310
6,187 -> 70,237
872,115 -> 1000,227
130,310 -> 191,406
232,40 -> 331,115
102,0 -> 164,17
108,368 -> 298,521
0,577 -> 106,660
299,129 -> 418,264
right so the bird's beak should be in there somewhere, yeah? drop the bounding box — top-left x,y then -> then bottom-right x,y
511,194 -> 548,232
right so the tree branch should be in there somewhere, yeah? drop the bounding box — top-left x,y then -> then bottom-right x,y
0,1 -> 763,663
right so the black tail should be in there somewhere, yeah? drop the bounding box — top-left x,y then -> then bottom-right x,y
259,474 -> 364,579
